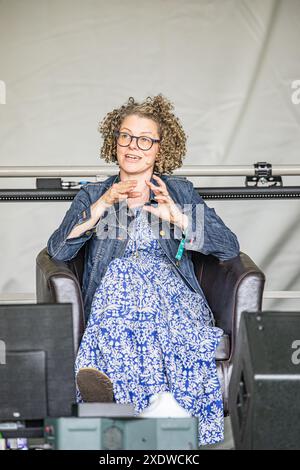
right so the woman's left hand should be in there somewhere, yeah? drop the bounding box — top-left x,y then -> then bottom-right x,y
142,175 -> 188,231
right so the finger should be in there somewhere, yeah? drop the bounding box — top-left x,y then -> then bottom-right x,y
154,195 -> 171,203
114,183 -> 136,195
152,175 -> 164,182
145,180 -> 160,190
147,180 -> 169,196
118,186 -> 138,194
146,182 -> 168,196
127,191 -> 142,198
152,174 -> 167,191
110,190 -> 139,203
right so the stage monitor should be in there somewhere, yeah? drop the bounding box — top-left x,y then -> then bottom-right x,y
229,310 -> 300,450
0,303 -> 76,421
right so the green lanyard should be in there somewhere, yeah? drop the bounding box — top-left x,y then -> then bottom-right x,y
175,231 -> 186,264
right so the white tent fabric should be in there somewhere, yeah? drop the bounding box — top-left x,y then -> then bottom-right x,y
0,0 -> 300,310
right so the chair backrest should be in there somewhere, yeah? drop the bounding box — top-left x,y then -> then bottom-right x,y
36,247 -> 86,354
66,245 -> 85,285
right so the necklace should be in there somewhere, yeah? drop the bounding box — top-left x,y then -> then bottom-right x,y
115,204 -> 144,258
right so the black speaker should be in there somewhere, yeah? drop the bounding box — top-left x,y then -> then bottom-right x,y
0,304 -> 76,420
229,311 -> 300,450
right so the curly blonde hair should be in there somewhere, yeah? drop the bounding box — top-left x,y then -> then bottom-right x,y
98,94 -> 187,175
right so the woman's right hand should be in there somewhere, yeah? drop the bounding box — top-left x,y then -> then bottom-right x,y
100,180 -> 141,206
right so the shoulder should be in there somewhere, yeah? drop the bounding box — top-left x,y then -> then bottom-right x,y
160,174 -> 195,204
160,174 -> 191,184
161,174 -> 194,193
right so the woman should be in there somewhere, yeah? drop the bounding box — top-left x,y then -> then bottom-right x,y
47,95 -> 240,446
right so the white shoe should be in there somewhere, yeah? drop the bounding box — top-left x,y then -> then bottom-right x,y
139,392 -> 191,418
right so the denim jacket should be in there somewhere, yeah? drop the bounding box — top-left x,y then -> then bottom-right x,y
47,172 -> 240,323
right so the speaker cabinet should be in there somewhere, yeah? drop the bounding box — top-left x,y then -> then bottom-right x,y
229,311 -> 300,450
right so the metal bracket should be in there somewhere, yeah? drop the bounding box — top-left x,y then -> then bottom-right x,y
245,162 -> 282,187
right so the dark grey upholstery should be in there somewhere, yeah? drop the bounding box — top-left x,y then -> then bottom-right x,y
36,247 -> 265,414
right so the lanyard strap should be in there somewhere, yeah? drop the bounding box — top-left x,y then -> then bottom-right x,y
175,231 -> 187,262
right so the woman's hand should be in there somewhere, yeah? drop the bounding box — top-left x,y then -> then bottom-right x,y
142,175 -> 188,231
100,180 -> 141,206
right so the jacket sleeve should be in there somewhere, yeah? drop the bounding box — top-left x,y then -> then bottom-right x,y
183,186 -> 240,261
47,185 -> 94,261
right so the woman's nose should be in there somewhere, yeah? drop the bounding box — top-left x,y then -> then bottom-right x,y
128,136 -> 139,150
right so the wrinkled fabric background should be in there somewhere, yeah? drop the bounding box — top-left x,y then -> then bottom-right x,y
0,0 -> 299,310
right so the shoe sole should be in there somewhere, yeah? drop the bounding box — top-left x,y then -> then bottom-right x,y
76,368 -> 114,403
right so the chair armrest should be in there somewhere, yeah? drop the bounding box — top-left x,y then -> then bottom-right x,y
193,251 -> 265,358
36,248 -> 85,354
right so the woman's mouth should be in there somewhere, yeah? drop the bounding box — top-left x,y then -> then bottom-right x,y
125,154 -> 142,162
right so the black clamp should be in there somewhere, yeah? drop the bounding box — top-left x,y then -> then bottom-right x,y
36,178 -> 84,189
36,178 -> 62,189
246,162 -> 282,187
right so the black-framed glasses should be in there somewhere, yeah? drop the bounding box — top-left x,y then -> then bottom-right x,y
114,130 -> 160,151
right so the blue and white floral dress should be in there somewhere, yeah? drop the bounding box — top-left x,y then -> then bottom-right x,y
75,206 -> 224,446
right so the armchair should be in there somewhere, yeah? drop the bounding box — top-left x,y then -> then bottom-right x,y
36,247 -> 265,414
